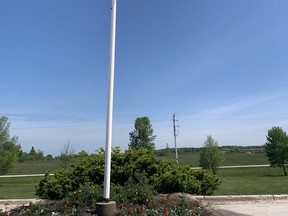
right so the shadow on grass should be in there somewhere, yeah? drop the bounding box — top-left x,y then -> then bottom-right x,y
264,174 -> 286,177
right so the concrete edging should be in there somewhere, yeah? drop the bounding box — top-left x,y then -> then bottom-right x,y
194,195 -> 288,205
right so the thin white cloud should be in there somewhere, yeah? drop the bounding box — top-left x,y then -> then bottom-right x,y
159,89 -> 288,148
186,89 -> 288,118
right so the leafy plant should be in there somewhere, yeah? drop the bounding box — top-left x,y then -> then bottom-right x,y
35,169 -> 73,199
112,173 -> 156,205
65,182 -> 103,209
199,135 -> 224,174
118,194 -> 205,216
36,148 -> 221,199
264,126 -> 288,175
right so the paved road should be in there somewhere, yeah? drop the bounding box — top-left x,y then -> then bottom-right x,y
211,202 -> 288,216
0,173 -> 54,178
202,195 -> 288,216
191,164 -> 270,170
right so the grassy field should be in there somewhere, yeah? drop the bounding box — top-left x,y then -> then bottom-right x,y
0,152 -> 284,199
0,161 -> 62,199
6,152 -> 269,175
215,166 -> 288,195
0,177 -> 42,199
159,152 -> 269,166
7,160 -> 62,175
163,152 -> 288,195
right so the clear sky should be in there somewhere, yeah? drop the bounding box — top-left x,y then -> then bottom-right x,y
1,0 -> 288,156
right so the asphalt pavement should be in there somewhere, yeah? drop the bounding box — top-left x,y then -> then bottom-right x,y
199,195 -> 288,216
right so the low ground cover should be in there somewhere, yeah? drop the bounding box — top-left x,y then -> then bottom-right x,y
5,151 -> 269,175
0,193 -> 209,216
0,151 -> 275,199
0,177 -> 41,199
7,160 -> 62,175
2,166 -> 286,199
215,166 -> 288,195
159,152 -> 268,166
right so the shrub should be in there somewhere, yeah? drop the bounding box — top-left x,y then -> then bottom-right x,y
112,173 -> 156,205
65,182 -> 103,209
36,148 -> 221,199
35,170 -> 73,199
155,166 -> 220,195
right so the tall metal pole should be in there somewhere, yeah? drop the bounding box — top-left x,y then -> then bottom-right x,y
103,0 -> 117,201
173,113 -> 179,165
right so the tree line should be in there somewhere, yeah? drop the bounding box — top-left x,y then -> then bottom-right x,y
1,115 -> 288,176
128,117 -> 288,176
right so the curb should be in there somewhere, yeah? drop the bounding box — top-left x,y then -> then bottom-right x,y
194,195 -> 288,205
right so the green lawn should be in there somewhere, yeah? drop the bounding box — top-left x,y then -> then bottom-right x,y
0,160 -> 62,199
221,153 -> 268,166
159,152 -> 269,166
0,153 -> 283,199
7,160 -> 62,175
160,152 -> 288,196
215,166 -> 288,195
0,177 -> 42,199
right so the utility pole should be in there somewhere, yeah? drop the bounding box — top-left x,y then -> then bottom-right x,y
173,113 -> 179,165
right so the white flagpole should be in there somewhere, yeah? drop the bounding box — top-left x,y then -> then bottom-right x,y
103,0 -> 117,201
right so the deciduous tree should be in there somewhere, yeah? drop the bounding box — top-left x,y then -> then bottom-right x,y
0,116 -> 21,174
264,126 -> 288,176
128,117 -> 156,151
59,141 -> 75,169
199,135 -> 224,174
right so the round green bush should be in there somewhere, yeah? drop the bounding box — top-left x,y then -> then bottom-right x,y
36,148 -> 221,200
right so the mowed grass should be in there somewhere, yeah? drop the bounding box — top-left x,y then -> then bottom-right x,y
215,166 -> 288,195
0,152 -> 282,199
160,152 -> 269,166
160,152 -> 288,196
0,161 -> 62,199
0,177 -> 42,199
7,160 -> 62,175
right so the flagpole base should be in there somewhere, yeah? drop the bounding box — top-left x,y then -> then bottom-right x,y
96,201 -> 117,216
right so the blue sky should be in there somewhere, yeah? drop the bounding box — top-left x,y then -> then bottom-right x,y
1,0 -> 288,156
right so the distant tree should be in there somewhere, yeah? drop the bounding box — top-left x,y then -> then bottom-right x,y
199,135 -> 224,174
165,143 -> 172,155
0,116 -> 21,174
128,117 -> 156,151
78,150 -> 89,158
45,154 -> 53,160
59,141 -> 75,169
264,127 -> 288,176
23,146 -> 44,161
35,149 -> 44,160
18,150 -> 28,162
29,146 -> 36,156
